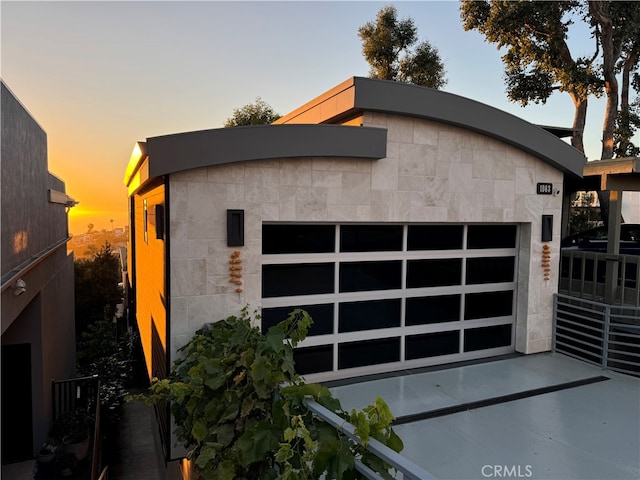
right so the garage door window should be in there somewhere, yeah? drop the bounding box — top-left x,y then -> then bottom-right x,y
262,223 -> 518,379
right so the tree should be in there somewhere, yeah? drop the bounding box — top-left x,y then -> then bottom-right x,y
614,74 -> 640,157
461,1 -> 640,226
359,5 -> 446,89
460,1 -> 640,159
460,1 -> 601,154
224,97 -> 281,127
74,242 -> 122,337
589,1 -> 640,158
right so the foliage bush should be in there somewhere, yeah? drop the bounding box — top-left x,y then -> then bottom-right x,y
49,409 -> 91,444
133,307 -> 403,479
77,318 -> 137,421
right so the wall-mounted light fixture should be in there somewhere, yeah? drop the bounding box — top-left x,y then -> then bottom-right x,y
227,210 -> 244,247
65,198 -> 79,212
542,215 -> 553,242
13,279 -> 26,296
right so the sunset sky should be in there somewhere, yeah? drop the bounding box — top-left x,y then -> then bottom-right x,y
2,1 -> 638,235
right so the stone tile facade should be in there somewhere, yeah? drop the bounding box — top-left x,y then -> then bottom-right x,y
168,113 -> 563,360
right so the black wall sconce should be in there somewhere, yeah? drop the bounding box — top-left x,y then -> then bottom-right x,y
227,209 -> 244,247
541,214 -> 553,242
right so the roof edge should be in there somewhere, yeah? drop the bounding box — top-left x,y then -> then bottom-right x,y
277,76 -> 586,177
146,124 -> 387,178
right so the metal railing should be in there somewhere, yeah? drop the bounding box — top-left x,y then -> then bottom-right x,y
52,375 -> 106,480
52,375 -> 100,421
90,383 -> 103,480
559,250 -> 640,307
553,293 -> 640,377
305,399 -> 436,480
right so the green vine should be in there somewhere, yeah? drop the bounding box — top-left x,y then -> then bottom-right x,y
130,307 -> 403,479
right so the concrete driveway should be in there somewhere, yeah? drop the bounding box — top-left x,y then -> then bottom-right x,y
329,353 -> 640,480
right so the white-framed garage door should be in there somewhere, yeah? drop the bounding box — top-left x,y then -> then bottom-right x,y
261,223 -> 518,381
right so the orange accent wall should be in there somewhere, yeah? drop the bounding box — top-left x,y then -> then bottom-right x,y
133,183 -> 167,379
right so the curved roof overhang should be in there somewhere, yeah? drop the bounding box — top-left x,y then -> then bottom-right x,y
124,124 -> 386,195
147,123 -> 386,177
276,77 -> 586,178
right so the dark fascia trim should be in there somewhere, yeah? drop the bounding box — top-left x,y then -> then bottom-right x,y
146,124 -> 387,178
350,77 -> 586,177
537,125 -> 574,139
276,77 -> 586,178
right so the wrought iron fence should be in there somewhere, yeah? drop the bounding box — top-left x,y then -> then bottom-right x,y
553,293 -> 640,377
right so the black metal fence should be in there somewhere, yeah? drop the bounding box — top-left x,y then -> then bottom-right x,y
51,375 -> 106,480
553,293 -> 640,377
52,375 -> 100,421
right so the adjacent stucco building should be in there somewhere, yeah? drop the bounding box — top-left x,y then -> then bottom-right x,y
1,81 -> 77,463
124,77 -> 586,465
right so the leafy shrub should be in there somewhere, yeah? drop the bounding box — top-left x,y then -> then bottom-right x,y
49,409 -> 90,444
77,318 -> 137,420
133,307 -> 403,479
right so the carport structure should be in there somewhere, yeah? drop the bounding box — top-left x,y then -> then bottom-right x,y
562,157 -> 640,305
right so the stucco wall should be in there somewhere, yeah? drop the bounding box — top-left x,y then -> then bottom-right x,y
169,114 -> 564,362
1,247 -> 75,455
1,82 -> 76,457
1,83 -> 69,276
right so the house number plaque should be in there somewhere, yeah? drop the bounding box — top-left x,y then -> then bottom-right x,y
536,183 -> 553,195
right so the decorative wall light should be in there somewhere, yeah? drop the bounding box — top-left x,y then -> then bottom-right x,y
13,279 -> 26,296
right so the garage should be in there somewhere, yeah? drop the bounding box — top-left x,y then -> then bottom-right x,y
124,75 -> 590,463
261,222 -> 518,380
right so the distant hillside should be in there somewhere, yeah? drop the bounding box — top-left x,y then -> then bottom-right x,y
69,229 -> 127,259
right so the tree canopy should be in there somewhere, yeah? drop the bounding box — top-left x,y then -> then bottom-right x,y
590,1 -> 640,158
74,241 -> 122,336
359,5 -> 447,89
460,0 -> 640,159
224,97 -> 281,127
